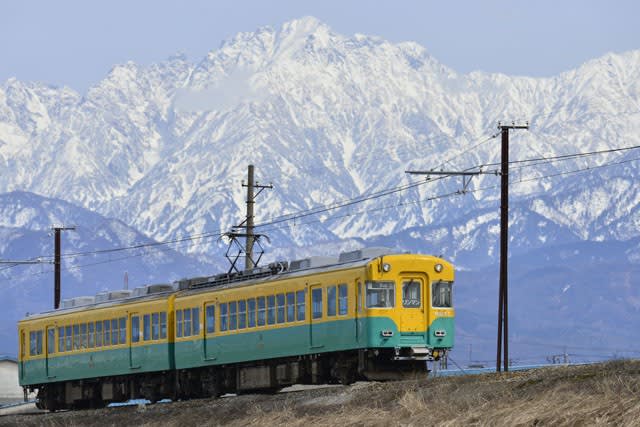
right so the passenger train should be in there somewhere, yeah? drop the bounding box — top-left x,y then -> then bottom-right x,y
18,247 -> 454,410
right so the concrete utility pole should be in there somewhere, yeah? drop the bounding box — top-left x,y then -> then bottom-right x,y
496,122 -> 528,373
53,226 -> 75,309
242,165 -> 272,270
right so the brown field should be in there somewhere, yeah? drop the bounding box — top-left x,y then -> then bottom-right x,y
2,359 -> 640,426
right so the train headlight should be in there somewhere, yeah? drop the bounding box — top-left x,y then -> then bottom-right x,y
434,263 -> 443,273
382,263 -> 391,272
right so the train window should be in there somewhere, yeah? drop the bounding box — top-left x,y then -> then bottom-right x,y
238,300 -> 246,329
327,286 -> 337,316
432,281 -> 452,308
160,312 -> 167,339
65,325 -> 72,351
220,303 -> 228,331
248,298 -> 256,328
184,308 -> 192,336
80,323 -> 87,349
276,294 -> 285,324
88,322 -> 95,348
312,288 -> 323,319
206,305 -> 215,333
192,308 -> 200,335
103,320 -> 110,347
48,328 -> 55,354
357,282 -> 363,313
73,325 -> 80,350
96,321 -> 103,347
339,284 -> 348,315
296,290 -> 305,321
366,281 -> 395,308
144,314 -> 152,340
176,311 -> 183,337
229,302 -> 237,331
257,297 -> 266,326
152,313 -> 159,340
111,319 -> 119,345
267,295 -> 276,325
58,327 -> 65,353
36,330 -> 43,355
132,316 -> 140,343
119,317 -> 126,344
286,292 -> 295,322
29,331 -> 36,356
403,280 -> 421,308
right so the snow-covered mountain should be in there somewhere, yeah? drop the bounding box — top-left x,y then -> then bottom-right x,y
1,17 -> 639,362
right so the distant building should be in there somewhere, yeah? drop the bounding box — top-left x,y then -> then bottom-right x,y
0,356 -> 24,403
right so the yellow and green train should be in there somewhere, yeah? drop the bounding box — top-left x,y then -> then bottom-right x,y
18,248 -> 454,410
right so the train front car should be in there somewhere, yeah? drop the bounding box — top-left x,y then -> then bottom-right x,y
359,253 -> 454,379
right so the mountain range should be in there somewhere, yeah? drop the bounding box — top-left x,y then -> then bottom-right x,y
1,16 -> 639,362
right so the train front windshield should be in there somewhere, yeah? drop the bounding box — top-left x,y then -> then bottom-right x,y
432,281 -> 452,308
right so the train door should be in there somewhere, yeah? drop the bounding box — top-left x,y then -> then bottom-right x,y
309,283 -> 324,349
204,302 -> 217,361
129,313 -> 141,369
399,274 -> 428,333
45,326 -> 55,378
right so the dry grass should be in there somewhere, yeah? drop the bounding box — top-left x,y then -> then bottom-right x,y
3,360 -> 640,427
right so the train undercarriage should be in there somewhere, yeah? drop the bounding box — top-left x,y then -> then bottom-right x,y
32,348 -> 438,411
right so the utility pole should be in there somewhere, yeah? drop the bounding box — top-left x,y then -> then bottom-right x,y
496,122 -> 528,372
53,226 -> 76,309
242,165 -> 273,270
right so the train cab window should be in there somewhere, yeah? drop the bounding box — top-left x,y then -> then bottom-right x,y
257,297 -> 266,326
175,311 -> 182,337
248,299 -> 256,328
206,305 -> 215,333
229,302 -> 237,331
327,286 -> 337,316
220,303 -> 228,331
338,284 -> 348,315
192,308 -> 200,335
267,295 -> 276,325
432,281 -> 453,308
80,323 -> 87,349
184,308 -> 192,336
48,328 -> 55,354
88,322 -> 95,348
312,288 -> 323,319
286,292 -> 295,322
58,327 -> 65,353
132,316 -> 140,343
111,319 -> 119,345
144,314 -> 152,340
152,313 -> 159,340
160,312 -> 167,339
296,290 -> 306,321
366,281 -> 395,308
73,325 -> 80,350
65,326 -> 72,351
276,294 -> 285,324
402,280 -> 421,308
103,320 -> 111,347
238,300 -> 247,329
96,321 -> 103,347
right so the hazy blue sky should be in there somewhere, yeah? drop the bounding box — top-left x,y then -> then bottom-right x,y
1,0 -> 638,92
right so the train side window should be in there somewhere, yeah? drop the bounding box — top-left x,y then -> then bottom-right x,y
366,281 -> 395,308
65,325 -> 72,351
257,297 -> 266,326
206,305 -> 215,333
403,280 -> 421,308
238,300 -> 246,329
58,327 -> 65,353
160,312 -> 167,339
119,317 -> 126,344
247,299 -> 256,328
29,331 -> 36,356
96,321 -> 103,347
267,295 -> 276,325
48,328 -> 55,354
276,294 -> 285,324
144,314 -> 152,340
111,319 -> 119,345
132,316 -> 140,343
339,284 -> 348,315
103,320 -> 111,347
229,302 -> 237,331
36,330 -> 43,355
73,325 -> 80,350
152,313 -> 159,340
184,308 -> 192,336
192,308 -> 200,335
312,288 -> 323,319
286,292 -> 295,322
296,290 -> 306,321
220,303 -> 228,331
175,311 -> 182,338
88,322 -> 95,348
80,323 -> 87,349
327,286 -> 337,316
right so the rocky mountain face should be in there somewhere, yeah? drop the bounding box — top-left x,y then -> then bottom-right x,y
1,17 -> 639,362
